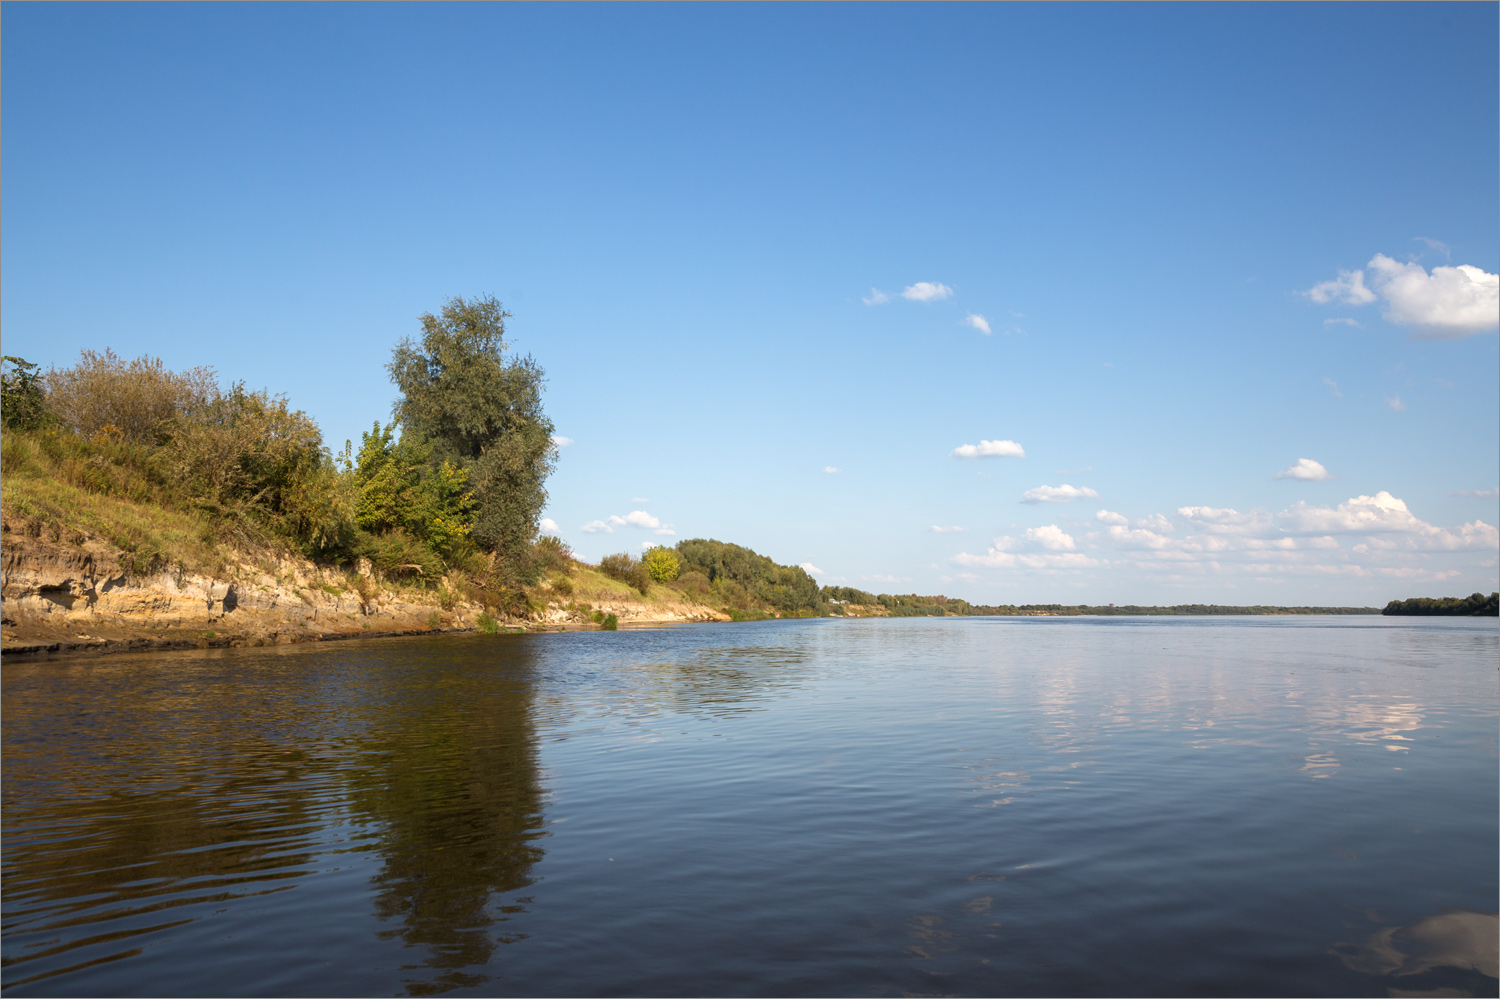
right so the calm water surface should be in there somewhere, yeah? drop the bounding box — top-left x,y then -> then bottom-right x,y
3,616 -> 1496,996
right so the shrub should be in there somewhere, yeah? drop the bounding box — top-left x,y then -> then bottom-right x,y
534,534 -> 575,574
642,545 -> 680,583
46,349 -> 216,444
677,570 -> 710,595
599,552 -> 651,595
599,612 -> 618,630
550,574 -> 574,598
477,612 -> 499,634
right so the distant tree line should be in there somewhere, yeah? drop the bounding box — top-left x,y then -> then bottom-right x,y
820,588 -> 1380,616
1382,593 -> 1498,617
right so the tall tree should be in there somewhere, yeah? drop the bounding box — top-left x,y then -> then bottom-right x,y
388,296 -> 555,579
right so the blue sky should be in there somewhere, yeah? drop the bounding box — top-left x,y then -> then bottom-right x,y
4,3 -> 1497,605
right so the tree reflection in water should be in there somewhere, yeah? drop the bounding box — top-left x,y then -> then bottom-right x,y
343,639 -> 546,996
0,637 -> 548,997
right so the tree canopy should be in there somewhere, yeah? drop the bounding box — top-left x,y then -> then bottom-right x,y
388,296 -> 555,580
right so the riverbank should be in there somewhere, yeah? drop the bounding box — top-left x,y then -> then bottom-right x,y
0,517 -> 729,659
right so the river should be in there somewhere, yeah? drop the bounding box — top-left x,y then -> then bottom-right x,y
3,616 -> 1496,996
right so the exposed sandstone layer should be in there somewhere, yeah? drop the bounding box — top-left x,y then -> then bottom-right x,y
0,525 -> 728,659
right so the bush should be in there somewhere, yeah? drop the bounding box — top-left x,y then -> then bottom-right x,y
46,349 -> 216,444
550,574 -> 574,598
642,545 -> 681,583
599,552 -> 651,595
677,570 -> 710,595
534,534 -> 575,574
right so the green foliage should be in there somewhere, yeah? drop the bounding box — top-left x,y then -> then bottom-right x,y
599,552 -> 651,595
642,545 -> 681,583
676,570 -> 710,595
477,612 -> 499,634
533,534 -> 575,575
675,538 -> 820,614
388,295 -> 556,583
1383,592 -> 1498,617
2,356 -> 50,431
599,612 -> 618,630
348,419 -> 477,567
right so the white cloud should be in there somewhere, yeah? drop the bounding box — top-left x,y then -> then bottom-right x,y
632,497 -> 649,505
950,439 -> 1025,459
929,525 -> 966,534
1095,510 -> 1129,526
591,510 -> 668,534
823,466 -> 841,474
1452,488 -> 1500,499
1022,484 -> 1100,504
1385,395 -> 1407,412
953,547 -> 1099,569
1305,269 -> 1376,306
1366,254 -> 1499,337
902,281 -> 954,302
1323,318 -> 1362,329
800,562 -> 825,576
963,313 -> 992,334
1322,377 -> 1342,398
1177,506 -> 1276,536
1305,254 -> 1499,338
539,517 -> 560,535
1274,458 -> 1332,482
1279,491 -> 1466,540
1057,466 -> 1093,475
1024,525 -> 1076,550
862,288 -> 891,306
552,435 -> 574,447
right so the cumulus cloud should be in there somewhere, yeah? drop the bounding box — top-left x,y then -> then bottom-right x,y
1095,510 -> 1129,526
963,313 -> 992,334
1177,506 -> 1276,536
539,518 -> 560,535
800,562 -> 825,576
952,525 -> 1098,569
552,435 -> 574,447
1024,525 -> 1076,550
589,509 -> 673,535
1386,395 -> 1407,412
1022,484 -> 1100,504
863,288 -> 891,306
1305,269 -> 1376,306
1273,492 -> 1499,551
902,281 -> 954,302
1452,488 -> 1499,499
1274,458 -> 1332,481
823,466 -> 841,474
1323,318 -> 1362,329
950,439 -> 1025,459
1305,254 -> 1499,338
632,497 -> 649,505
929,525 -> 966,534
1366,254 -> 1499,337
953,547 -> 1099,569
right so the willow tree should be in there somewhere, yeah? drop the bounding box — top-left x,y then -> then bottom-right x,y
388,296 -> 555,580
